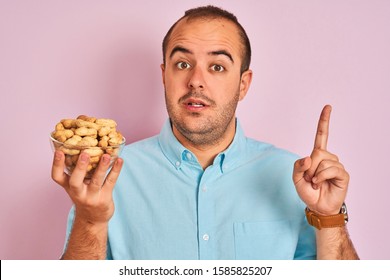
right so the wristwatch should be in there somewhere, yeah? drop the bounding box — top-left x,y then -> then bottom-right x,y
305,203 -> 348,230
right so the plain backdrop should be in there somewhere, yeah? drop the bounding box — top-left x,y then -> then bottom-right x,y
1,0 -> 389,260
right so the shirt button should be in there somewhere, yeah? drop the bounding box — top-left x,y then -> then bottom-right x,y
175,161 -> 180,167
186,153 -> 192,160
202,186 -> 207,192
203,234 -> 209,241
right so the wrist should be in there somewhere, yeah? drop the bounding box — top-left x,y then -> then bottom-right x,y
305,203 -> 348,230
74,204 -> 114,225
73,215 -> 109,233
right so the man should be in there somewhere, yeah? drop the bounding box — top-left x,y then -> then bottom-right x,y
52,6 -> 359,259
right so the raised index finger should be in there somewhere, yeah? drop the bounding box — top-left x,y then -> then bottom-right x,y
314,105 -> 332,150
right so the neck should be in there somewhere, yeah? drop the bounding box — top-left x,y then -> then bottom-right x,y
172,119 -> 236,169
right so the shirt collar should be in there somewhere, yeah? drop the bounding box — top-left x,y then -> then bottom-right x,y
158,119 -> 246,172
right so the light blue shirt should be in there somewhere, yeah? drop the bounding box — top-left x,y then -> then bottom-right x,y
65,119 -> 316,259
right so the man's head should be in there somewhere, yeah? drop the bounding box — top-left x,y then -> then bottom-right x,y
161,6 -> 253,148
162,6 -> 251,75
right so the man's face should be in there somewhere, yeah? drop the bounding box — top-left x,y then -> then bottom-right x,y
162,18 -> 252,146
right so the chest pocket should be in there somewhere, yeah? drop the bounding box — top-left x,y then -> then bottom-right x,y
233,220 -> 296,259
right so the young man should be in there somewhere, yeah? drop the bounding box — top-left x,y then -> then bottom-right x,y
52,6 -> 358,260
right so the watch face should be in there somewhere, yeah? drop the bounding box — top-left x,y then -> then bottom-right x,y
341,203 -> 348,223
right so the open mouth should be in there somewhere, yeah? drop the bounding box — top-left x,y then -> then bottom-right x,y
187,102 -> 205,108
180,94 -> 215,112
183,98 -> 209,110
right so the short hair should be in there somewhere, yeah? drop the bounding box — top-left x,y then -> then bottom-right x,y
162,5 -> 251,74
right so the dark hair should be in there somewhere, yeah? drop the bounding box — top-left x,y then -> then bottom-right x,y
162,5 -> 251,74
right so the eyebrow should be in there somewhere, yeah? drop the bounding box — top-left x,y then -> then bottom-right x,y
169,46 -> 234,64
169,46 -> 192,59
209,50 -> 234,63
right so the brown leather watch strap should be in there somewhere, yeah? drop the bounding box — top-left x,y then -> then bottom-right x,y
305,207 -> 347,230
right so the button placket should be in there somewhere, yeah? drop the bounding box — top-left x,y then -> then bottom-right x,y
197,167 -> 218,259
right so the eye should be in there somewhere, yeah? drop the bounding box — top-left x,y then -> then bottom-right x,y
176,61 -> 191,70
210,64 -> 225,72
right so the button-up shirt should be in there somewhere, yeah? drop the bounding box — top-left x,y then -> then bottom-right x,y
64,119 -> 316,259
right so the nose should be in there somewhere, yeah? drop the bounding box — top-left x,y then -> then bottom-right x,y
188,66 -> 205,90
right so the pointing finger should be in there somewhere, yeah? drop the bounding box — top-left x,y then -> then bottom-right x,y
314,105 -> 332,150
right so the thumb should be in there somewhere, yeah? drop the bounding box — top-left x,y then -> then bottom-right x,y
293,156 -> 311,185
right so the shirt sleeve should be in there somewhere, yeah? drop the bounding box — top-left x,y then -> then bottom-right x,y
293,214 -> 317,260
61,205 -> 75,258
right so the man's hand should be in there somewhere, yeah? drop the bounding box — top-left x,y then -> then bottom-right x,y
52,151 -> 123,259
293,105 -> 349,215
51,151 -> 123,224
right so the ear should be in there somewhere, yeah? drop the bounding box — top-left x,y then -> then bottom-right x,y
238,69 -> 253,101
160,64 -> 166,86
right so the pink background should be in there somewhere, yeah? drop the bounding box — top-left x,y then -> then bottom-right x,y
1,0 -> 389,260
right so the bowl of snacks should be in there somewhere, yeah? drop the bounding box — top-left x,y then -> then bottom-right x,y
50,115 -> 125,178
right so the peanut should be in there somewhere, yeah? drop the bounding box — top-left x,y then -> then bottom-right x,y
61,119 -> 77,129
54,134 -> 67,143
75,127 -> 97,137
64,135 -> 82,146
108,136 -> 122,146
96,118 -> 117,128
52,115 -> 124,178
105,147 -> 119,156
89,156 -> 101,164
53,130 -> 74,142
78,136 -> 98,147
59,146 -> 80,155
87,164 -> 96,172
55,122 -> 65,131
98,136 -> 109,148
64,129 -> 74,138
83,148 -> 104,157
98,126 -> 111,137
75,119 -> 100,130
77,115 -> 97,123
108,131 -> 123,146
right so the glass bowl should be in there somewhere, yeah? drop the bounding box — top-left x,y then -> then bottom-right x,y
50,132 -> 125,178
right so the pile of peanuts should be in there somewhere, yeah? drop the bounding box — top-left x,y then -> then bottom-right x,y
51,115 -> 124,177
